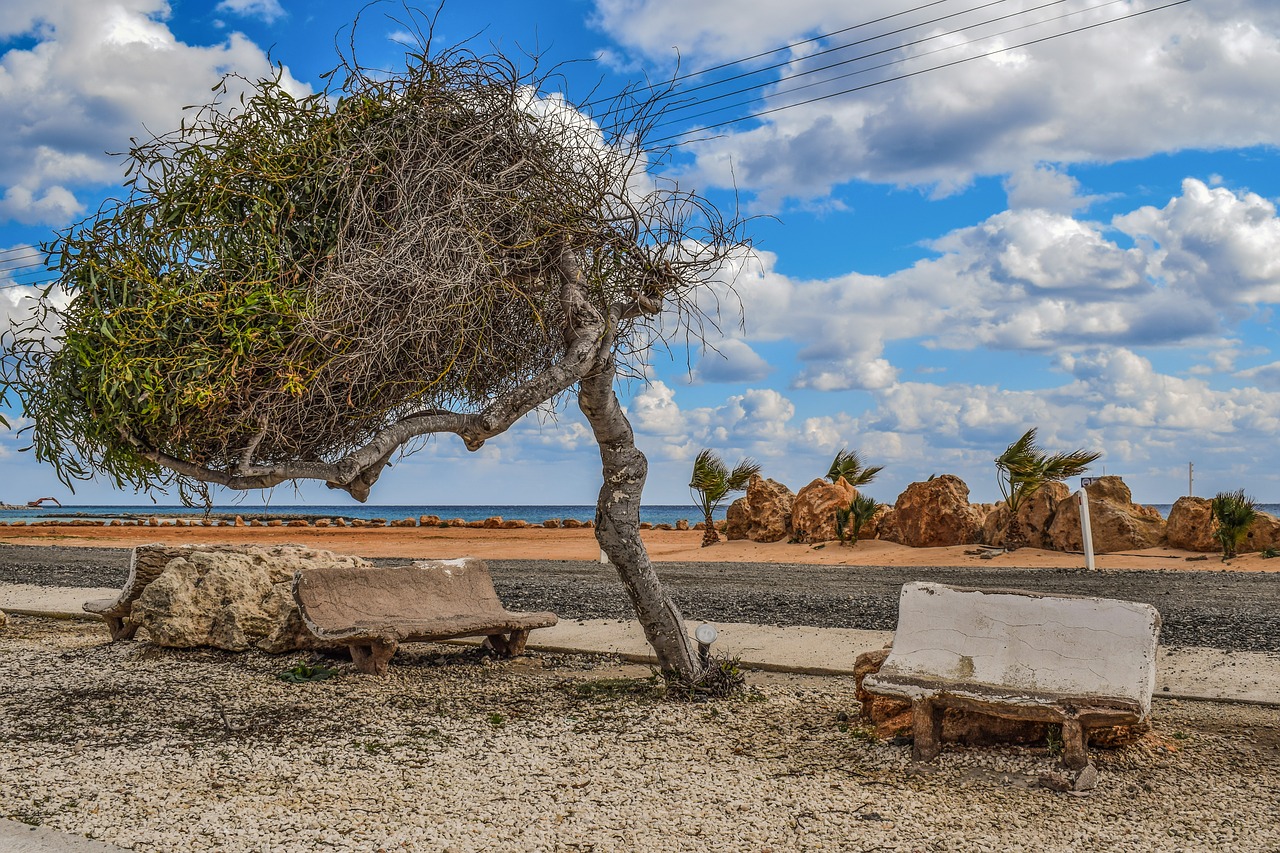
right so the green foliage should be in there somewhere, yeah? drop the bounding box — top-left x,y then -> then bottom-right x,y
835,492 -> 881,546
995,428 -> 1101,512
276,663 -> 338,683
1211,489 -> 1257,560
826,448 -> 882,487
689,449 -> 760,544
659,652 -> 747,700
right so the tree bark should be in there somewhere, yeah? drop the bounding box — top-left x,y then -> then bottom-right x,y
578,362 -> 700,678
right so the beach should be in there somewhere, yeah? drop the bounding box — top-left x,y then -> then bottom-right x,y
3,526 -> 1279,852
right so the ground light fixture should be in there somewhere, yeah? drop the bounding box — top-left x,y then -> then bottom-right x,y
695,623 -> 718,669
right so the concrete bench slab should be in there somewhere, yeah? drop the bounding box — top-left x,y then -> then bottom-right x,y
292,558 -> 558,675
862,581 -> 1160,769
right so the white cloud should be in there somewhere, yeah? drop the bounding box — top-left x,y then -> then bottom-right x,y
596,1 -> 1280,205
215,0 -> 285,24
1003,164 -> 1103,214
692,338 -> 773,383
0,1 -> 308,225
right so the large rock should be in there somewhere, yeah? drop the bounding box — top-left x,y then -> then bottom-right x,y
131,544 -> 372,652
1048,476 -> 1165,553
1165,497 -> 1218,552
790,478 -> 855,544
1242,511 -> 1280,552
725,474 -> 794,542
878,475 -> 983,548
981,481 -> 1071,550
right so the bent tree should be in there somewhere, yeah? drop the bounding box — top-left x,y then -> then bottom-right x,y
2,40 -> 746,679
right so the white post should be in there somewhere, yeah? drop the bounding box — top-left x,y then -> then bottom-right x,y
1078,489 -> 1096,571
1189,461 -> 1194,497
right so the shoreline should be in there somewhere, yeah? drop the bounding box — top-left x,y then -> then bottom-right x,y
2,523 -> 1279,572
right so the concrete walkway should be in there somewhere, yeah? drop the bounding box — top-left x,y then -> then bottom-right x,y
0,820 -> 130,853
5,583 -> 1278,705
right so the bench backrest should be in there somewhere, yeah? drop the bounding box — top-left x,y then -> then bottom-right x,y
877,582 -> 1160,713
293,558 -> 508,625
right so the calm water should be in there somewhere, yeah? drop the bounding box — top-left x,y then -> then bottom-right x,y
0,504 -> 704,526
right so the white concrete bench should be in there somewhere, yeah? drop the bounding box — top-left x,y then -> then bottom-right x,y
862,581 -> 1160,769
292,558 -> 558,675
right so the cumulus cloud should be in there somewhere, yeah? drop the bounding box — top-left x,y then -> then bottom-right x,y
692,338 -> 773,383
215,0 -> 285,23
0,1 -> 307,226
595,1 -> 1280,205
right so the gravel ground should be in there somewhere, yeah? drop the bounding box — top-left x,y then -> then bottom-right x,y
2,616 -> 1279,853
3,543 -> 1277,652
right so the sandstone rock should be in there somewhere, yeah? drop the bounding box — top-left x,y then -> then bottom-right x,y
1242,510 -> 1280,552
981,481 -> 1070,550
267,519 -> 284,527
543,519 -> 559,529
420,515 -> 442,526
655,523 -> 673,531
675,519 -> 690,531
878,475 -> 983,548
501,520 -> 528,529
369,518 -> 387,527
1048,476 -> 1164,553
562,519 -> 585,529
790,478 -> 855,544
351,518 -> 368,528
314,519 -> 331,528
334,518 -> 348,527
287,520 -> 309,528
639,522 -> 653,530
131,544 -> 373,653
446,518 -> 465,527
234,515 -> 246,527
482,516 -> 503,529
693,522 -> 706,530
1165,497 -> 1217,552
726,475 -> 795,543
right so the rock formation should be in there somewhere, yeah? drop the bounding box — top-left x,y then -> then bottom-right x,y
725,474 -> 795,542
1242,510 -> 1280,552
1165,497 -> 1218,552
131,544 -> 372,653
877,475 -> 983,548
981,481 -> 1071,550
1048,476 -> 1164,553
790,478 -> 855,544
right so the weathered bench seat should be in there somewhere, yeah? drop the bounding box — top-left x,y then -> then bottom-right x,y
862,581 -> 1161,770
292,558 -> 558,675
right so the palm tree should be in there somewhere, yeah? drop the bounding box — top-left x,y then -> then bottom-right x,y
995,428 -> 1101,549
689,450 -> 760,547
836,493 -> 881,546
826,448 -> 883,487
1211,489 -> 1257,560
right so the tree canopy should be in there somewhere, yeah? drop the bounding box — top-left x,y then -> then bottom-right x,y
4,39 -> 743,504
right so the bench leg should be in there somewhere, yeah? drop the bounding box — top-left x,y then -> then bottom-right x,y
348,639 -> 398,675
483,634 -> 511,656
1060,719 -> 1090,770
506,629 -> 530,656
911,698 -> 943,763
102,615 -> 139,642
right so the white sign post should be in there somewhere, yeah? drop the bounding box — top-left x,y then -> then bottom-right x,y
1078,489 -> 1096,571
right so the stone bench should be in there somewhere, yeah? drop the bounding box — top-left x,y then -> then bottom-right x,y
292,558 -> 558,675
862,581 -> 1160,770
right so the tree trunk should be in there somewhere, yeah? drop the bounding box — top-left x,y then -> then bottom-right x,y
578,363 -> 700,678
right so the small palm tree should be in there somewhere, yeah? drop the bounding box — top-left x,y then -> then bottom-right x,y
826,448 -> 883,487
995,428 -> 1101,549
836,493 -> 881,546
1211,489 -> 1257,560
689,450 -> 760,547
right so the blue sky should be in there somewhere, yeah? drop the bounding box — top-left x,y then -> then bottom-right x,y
3,0 -> 1280,508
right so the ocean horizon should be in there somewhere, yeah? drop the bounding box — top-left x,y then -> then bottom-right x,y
1,501 -> 1270,528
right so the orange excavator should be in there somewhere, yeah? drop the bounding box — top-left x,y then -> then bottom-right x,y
26,497 -> 61,508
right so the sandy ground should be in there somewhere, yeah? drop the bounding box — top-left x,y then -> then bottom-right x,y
2,522 -> 1278,572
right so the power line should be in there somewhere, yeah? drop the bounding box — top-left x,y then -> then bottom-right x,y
652,0 -> 1193,146
580,0 -> 965,108
655,0 -> 1090,126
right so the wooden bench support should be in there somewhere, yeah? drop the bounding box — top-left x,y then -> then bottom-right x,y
911,698 -> 943,763
1061,718 -> 1088,771
100,614 -> 138,643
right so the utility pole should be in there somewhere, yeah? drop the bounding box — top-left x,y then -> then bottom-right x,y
1188,462 -> 1194,497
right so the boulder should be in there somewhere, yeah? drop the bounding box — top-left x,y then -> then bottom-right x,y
1242,511 -> 1280,552
1165,497 -> 1217,552
790,478 -> 855,544
675,519 -> 690,531
131,544 -> 373,653
981,481 -> 1071,550
1048,476 -> 1164,553
726,474 -> 795,542
878,475 -> 983,548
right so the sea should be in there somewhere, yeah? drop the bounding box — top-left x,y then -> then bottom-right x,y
4,502 -> 1278,528
0,504 -> 704,526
